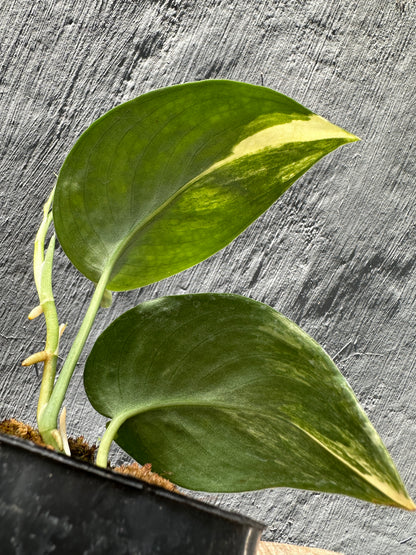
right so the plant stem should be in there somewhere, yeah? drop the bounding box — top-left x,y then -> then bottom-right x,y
26,189 -> 61,425
38,264 -> 113,448
36,237 -> 60,422
30,189 -> 117,450
96,414 -> 129,468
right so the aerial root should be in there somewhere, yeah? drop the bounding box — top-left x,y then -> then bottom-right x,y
22,350 -> 48,366
28,305 -> 44,320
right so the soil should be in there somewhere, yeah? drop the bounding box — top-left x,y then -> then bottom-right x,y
0,418 -> 177,492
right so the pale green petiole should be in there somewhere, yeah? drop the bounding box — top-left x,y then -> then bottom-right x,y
37,265 -> 112,449
28,189 -> 112,451
96,413 -> 131,468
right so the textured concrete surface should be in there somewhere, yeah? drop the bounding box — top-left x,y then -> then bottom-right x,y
0,1 -> 415,553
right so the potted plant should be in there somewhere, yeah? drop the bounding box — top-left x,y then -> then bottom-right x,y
2,80 -> 413,554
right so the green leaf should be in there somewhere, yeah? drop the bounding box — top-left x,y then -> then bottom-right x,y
84,294 -> 414,509
54,80 -> 358,291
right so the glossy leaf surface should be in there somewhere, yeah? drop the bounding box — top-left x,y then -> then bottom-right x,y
84,294 -> 414,509
54,80 -> 357,291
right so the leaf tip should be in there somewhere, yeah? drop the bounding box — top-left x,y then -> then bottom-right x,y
300,114 -> 361,147
366,472 -> 416,511
322,118 -> 361,143
401,496 -> 416,512
345,132 -> 361,144
383,488 -> 416,511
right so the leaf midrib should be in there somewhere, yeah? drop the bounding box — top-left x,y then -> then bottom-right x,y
111,398 -> 399,504
104,135 -> 335,281
105,146 -> 246,274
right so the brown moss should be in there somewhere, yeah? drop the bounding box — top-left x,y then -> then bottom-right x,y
0,418 -> 49,448
0,419 -> 177,492
67,435 -> 97,464
113,462 -> 178,492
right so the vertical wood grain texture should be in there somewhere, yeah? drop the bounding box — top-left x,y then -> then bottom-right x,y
0,1 -> 415,553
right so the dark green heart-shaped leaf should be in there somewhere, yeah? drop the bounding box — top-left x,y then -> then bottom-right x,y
54,80 -> 358,291
84,294 -> 414,509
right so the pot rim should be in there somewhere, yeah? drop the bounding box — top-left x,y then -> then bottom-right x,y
0,432 -> 265,531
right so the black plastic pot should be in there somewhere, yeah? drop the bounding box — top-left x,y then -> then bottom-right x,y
0,434 -> 264,554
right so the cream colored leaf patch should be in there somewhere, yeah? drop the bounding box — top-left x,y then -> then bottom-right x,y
207,114 -> 359,174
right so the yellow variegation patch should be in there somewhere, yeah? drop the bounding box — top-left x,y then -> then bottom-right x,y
54,80 -> 359,291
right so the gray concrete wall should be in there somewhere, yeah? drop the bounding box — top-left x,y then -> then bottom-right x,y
0,1 -> 415,553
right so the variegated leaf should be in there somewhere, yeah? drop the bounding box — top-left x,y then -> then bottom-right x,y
84,294 -> 414,510
54,80 -> 357,291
